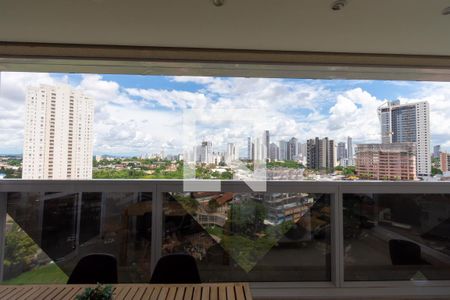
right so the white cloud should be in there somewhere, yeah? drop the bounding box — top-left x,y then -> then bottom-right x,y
167,77 -> 384,146
0,72 -> 184,155
75,75 -> 184,155
399,82 -> 450,150
323,88 -> 385,144
0,72 -> 59,153
1,72 -> 450,155
126,88 -> 208,109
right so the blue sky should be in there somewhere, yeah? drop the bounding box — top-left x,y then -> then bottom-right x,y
0,72 -> 449,156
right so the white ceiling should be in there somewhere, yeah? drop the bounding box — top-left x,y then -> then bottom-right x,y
1,0 -> 450,56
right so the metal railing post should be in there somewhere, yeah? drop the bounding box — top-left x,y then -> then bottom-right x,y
0,193 -> 7,282
331,183 -> 344,287
74,192 -> 82,254
150,186 -> 163,275
337,183 -> 345,287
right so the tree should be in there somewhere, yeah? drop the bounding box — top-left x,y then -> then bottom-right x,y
343,166 -> 356,176
431,167 -> 443,176
6,159 -> 21,167
175,195 -> 199,215
1,167 -> 22,178
93,169 -> 146,179
228,199 -> 267,236
220,171 -> 233,179
267,161 -> 304,169
4,223 -> 38,269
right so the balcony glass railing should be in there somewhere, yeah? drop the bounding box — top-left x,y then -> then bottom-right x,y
2,191 -> 153,283
162,192 -> 331,282
0,180 -> 450,295
344,193 -> 450,281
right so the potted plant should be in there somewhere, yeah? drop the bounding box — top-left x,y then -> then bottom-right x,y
75,283 -> 113,300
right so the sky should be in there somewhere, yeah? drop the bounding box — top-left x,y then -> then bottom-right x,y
0,72 -> 449,156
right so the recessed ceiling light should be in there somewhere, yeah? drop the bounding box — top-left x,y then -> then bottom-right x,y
442,6 -> 450,15
331,0 -> 347,11
212,0 -> 225,7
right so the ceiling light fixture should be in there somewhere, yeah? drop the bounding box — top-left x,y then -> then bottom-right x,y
443,6 -> 450,15
212,0 -> 225,7
331,0 -> 347,11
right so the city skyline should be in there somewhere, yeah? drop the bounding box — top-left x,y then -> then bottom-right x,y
1,72 -> 450,156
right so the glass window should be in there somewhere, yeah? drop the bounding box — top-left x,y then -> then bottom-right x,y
162,191 -> 331,282
0,72 -> 449,182
344,193 -> 450,281
4,192 -> 152,283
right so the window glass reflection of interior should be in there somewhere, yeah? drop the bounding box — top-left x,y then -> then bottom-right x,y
5,192 -> 153,283
162,192 -> 331,282
344,194 -> 450,281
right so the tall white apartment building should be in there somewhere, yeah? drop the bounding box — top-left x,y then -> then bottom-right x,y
225,143 -> 239,164
254,137 -> 263,162
279,141 -> 288,161
247,137 -> 252,160
269,143 -> 279,161
297,142 -> 307,158
378,100 -> 431,177
196,141 -> 213,164
347,136 -> 354,166
23,85 -> 94,179
264,130 -> 270,160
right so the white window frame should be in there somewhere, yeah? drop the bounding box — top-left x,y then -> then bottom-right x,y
1,42 -> 450,297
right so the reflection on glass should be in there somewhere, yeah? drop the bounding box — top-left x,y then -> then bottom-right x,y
163,192 -> 331,282
344,194 -> 450,281
5,192 -> 152,283
2,214 -> 67,284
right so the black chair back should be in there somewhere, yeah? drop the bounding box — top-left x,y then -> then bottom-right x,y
68,254 -> 118,284
389,239 -> 422,265
150,254 -> 201,283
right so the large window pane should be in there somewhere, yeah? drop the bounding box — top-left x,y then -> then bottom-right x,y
1,72 -> 450,182
4,192 -> 152,283
162,191 -> 331,282
2,213 -> 67,284
344,194 -> 450,281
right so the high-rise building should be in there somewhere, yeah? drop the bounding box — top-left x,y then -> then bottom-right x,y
269,143 -> 279,161
212,151 -> 223,165
247,133 -> 268,162
440,152 -> 450,173
279,141 -> 288,161
250,192 -> 313,225
337,142 -> 347,161
347,136 -> 353,160
297,142 -> 307,158
287,137 -> 298,161
433,145 -> 441,158
254,137 -> 267,162
251,142 -> 255,161
225,143 -> 238,164
264,130 -> 270,161
23,85 -> 94,179
306,137 -> 335,170
197,141 -> 213,164
378,100 -> 431,176
297,142 -> 307,165
355,143 -> 416,180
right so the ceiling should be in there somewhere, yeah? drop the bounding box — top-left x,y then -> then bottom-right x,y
0,0 -> 449,56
